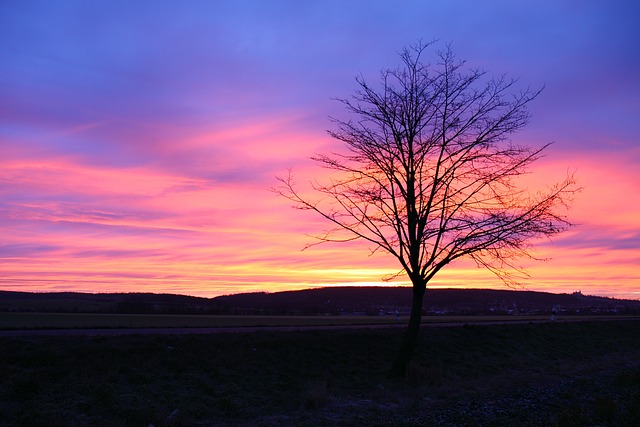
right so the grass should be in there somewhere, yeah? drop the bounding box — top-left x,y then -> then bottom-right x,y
1,320 -> 639,426
0,313 -> 402,330
2,311 -> 636,330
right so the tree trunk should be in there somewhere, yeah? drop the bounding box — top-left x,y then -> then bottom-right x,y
390,283 -> 425,377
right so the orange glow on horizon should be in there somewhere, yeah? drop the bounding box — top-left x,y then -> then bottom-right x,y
1,129 -> 639,300
2,4 -> 638,301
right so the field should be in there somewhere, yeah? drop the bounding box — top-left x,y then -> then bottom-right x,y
0,312 -> 401,330
1,312 -> 637,331
1,319 -> 639,426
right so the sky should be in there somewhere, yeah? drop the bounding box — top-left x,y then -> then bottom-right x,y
1,0 -> 639,300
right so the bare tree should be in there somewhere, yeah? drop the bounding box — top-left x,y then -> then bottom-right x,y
278,42 -> 576,376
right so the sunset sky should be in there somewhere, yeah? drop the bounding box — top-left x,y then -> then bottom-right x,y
1,1 -> 638,300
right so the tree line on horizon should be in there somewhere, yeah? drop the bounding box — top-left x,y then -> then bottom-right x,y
2,287 -> 638,316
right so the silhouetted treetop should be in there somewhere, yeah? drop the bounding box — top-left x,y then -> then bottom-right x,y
278,41 -> 577,375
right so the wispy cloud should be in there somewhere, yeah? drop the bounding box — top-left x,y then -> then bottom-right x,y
1,1 -> 638,299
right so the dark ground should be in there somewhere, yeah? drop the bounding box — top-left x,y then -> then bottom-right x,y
1,320 -> 639,426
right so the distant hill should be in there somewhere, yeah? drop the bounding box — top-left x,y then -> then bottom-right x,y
210,287 -> 640,316
1,287 -> 639,316
0,291 -> 211,314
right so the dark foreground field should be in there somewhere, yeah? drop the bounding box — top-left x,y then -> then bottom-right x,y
1,321 -> 639,426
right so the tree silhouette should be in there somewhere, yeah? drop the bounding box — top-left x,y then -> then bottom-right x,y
278,42 -> 576,376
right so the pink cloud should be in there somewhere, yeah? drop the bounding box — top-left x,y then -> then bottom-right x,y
1,2 -> 638,300
2,116 -> 638,300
